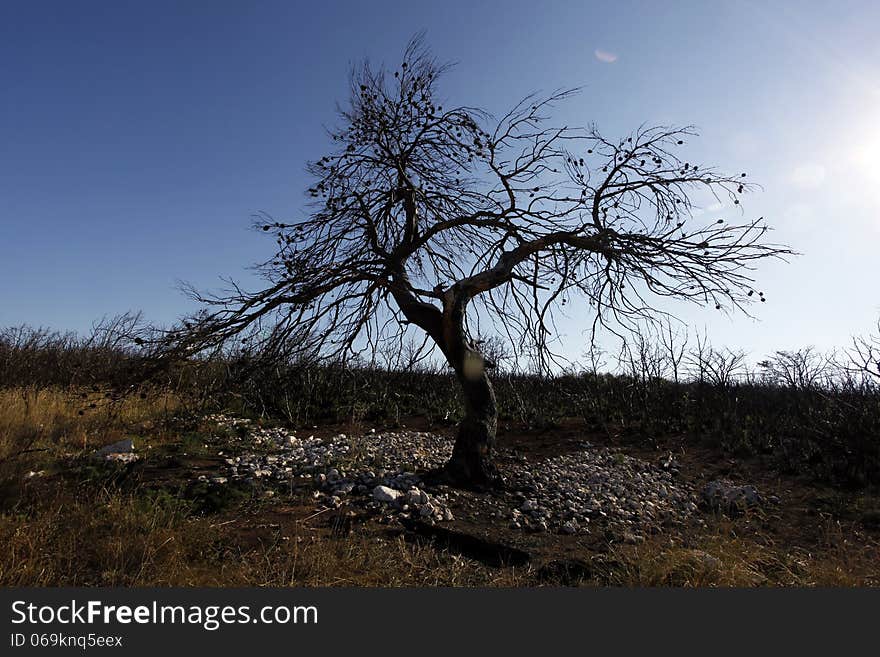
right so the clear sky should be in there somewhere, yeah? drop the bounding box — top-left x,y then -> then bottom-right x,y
2,0 -> 878,364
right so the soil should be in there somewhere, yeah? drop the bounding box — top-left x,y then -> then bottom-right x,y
121,415 -> 880,580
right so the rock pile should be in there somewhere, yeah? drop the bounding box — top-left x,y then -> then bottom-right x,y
208,415 -> 455,524
505,445 -> 699,538
203,415 -> 704,536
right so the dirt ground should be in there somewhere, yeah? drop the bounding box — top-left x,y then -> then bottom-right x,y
97,414 -> 879,586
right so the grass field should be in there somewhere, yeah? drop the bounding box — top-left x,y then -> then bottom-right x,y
1,384 -> 877,587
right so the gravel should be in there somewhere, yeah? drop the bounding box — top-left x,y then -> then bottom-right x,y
503,445 -> 700,538
207,414 -> 455,525
203,414 -> 702,536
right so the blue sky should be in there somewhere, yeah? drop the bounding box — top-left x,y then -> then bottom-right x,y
2,0 -> 878,364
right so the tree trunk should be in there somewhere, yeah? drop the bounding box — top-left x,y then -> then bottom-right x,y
391,277 -> 500,489
444,356 -> 499,489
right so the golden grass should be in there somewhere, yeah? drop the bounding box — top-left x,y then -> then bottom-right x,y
0,386 -> 182,464
0,385 -> 877,587
0,484 -> 529,587
4,484 -> 873,586
603,520 -> 879,587
0,385 -> 527,587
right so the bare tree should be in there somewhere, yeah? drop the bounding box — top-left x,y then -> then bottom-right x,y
657,319 -> 689,384
846,318 -> 880,382
168,37 -> 792,488
617,326 -> 666,383
686,332 -> 747,387
758,347 -> 830,389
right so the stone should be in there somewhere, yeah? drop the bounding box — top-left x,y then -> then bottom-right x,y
372,485 -> 403,504
104,453 -> 139,463
688,549 -> 721,570
701,480 -> 763,514
94,439 -> 135,459
405,487 -> 424,505
208,413 -> 700,535
520,499 -> 539,513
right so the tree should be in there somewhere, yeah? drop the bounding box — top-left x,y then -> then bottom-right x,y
758,347 -> 830,389
846,318 -> 880,383
170,37 -> 792,488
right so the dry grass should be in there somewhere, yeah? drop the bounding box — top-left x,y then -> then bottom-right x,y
3,486 -> 875,586
0,385 -> 877,587
0,386 -> 182,465
0,483 -> 528,587
602,519 -> 879,587
0,386 -> 527,587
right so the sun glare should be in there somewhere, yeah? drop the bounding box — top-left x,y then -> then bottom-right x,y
852,137 -> 880,184
844,117 -> 880,209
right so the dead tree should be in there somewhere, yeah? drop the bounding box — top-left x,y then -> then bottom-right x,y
847,318 -> 880,383
168,37 -> 793,488
758,347 -> 830,389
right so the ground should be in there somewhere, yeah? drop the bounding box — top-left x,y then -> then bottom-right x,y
4,392 -> 876,587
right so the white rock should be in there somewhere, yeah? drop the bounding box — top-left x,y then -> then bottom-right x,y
372,485 -> 403,503
104,452 -> 139,463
